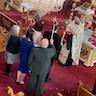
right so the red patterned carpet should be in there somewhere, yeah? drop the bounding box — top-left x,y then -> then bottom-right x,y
0,52 -> 96,96
0,9 -> 96,96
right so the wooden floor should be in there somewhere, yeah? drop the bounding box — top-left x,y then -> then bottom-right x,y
0,0 -> 7,52
0,0 -> 5,9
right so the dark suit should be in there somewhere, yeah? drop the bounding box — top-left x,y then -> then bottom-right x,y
28,46 -> 56,96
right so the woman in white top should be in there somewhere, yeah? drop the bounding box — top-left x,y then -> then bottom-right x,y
32,21 -> 43,47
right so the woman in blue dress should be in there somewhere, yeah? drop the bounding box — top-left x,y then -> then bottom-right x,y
16,29 -> 34,85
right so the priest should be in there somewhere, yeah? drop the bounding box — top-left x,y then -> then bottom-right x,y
66,15 -> 85,65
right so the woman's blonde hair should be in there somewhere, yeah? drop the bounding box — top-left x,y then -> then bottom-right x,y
9,25 -> 20,36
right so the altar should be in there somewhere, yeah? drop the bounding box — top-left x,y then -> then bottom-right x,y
80,29 -> 96,67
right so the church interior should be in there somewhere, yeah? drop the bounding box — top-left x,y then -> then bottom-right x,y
0,0 -> 96,96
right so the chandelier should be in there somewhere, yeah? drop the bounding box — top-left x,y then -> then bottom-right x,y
22,0 -> 65,18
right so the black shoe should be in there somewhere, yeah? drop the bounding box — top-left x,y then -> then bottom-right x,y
4,72 -> 12,76
15,81 -> 24,85
15,81 -> 19,85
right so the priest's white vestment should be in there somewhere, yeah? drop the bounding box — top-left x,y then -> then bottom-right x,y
67,20 -> 84,65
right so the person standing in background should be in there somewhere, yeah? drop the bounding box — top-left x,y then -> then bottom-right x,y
63,0 -> 74,13
32,21 -> 43,47
5,25 -> 20,76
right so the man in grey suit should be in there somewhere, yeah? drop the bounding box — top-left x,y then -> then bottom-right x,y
27,38 -> 56,96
